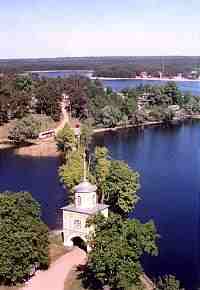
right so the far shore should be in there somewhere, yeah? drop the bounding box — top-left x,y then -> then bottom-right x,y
91,76 -> 200,82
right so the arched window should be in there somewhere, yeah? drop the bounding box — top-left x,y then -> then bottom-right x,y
77,196 -> 81,206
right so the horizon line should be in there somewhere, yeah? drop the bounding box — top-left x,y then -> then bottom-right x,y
1,55 -> 200,61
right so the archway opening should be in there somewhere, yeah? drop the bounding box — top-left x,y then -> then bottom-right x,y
72,236 -> 87,252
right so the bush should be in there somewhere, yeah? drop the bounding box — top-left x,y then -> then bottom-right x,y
0,191 -> 49,285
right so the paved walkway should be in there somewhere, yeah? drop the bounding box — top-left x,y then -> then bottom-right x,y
22,247 -> 86,290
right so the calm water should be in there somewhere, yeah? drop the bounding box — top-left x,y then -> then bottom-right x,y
102,79 -> 200,95
0,150 -> 66,229
0,122 -> 200,289
94,121 -> 200,290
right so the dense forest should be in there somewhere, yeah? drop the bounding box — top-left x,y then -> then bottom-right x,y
0,74 -> 200,143
0,74 -> 63,125
1,56 -> 200,78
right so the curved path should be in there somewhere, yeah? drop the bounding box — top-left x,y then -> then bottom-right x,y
22,247 -> 86,290
55,101 -> 69,135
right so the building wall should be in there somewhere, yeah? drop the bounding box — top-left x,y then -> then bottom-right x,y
75,191 -> 96,209
63,207 -> 108,247
63,211 -> 91,246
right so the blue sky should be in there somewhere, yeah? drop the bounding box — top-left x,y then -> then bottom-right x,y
1,0 -> 200,58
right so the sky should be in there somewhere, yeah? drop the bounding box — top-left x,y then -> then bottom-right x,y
0,0 -> 200,58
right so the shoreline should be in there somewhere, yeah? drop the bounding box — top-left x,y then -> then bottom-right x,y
1,115 -> 200,153
93,115 -> 200,134
91,76 -> 200,82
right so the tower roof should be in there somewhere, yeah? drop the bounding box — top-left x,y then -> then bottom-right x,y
74,181 -> 97,193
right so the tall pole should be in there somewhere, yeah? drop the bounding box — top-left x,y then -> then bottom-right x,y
83,150 -> 87,182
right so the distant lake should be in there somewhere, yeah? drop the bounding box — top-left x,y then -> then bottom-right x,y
28,70 -> 200,95
101,79 -> 200,95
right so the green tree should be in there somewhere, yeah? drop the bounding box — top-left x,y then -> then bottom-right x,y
81,213 -> 158,290
8,115 -> 41,144
59,149 -> 84,202
99,105 -> 122,128
104,160 -> 140,217
80,120 -> 93,150
56,123 -> 76,156
0,191 -> 49,285
156,275 -> 184,290
93,147 -> 111,203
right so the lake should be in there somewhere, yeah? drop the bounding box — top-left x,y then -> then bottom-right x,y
0,149 -> 67,229
0,121 -> 200,289
94,120 -> 200,290
29,70 -> 200,95
102,79 -> 200,95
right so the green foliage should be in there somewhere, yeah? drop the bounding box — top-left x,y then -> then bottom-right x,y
56,123 -> 76,155
8,115 -> 41,144
0,191 -> 49,285
59,149 -> 84,202
93,147 -> 111,203
82,213 -> 158,290
156,275 -> 184,290
34,78 -> 62,121
99,105 -> 122,128
80,120 -> 93,149
104,160 -> 140,217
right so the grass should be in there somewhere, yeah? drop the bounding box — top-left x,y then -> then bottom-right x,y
49,232 -> 69,263
64,270 -> 84,290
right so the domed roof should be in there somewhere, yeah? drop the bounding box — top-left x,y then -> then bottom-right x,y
74,181 -> 97,193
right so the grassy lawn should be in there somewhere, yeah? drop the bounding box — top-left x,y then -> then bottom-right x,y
49,232 -> 69,263
64,270 -> 84,290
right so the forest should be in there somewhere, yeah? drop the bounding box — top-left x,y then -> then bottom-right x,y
1,56 -> 200,78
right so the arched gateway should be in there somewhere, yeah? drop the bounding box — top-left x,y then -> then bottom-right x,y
61,178 -> 109,252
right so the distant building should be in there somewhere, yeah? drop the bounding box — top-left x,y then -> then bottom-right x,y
168,105 -> 180,112
140,72 -> 148,78
62,170 -> 109,252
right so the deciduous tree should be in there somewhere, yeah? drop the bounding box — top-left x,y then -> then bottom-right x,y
0,191 -> 49,285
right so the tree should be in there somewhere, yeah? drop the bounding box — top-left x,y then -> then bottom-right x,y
104,160 -> 140,217
8,115 -> 41,144
163,82 -> 182,105
81,213 -> 158,290
99,105 -> 122,128
0,191 -> 49,285
56,123 -> 76,156
93,147 -> 111,203
156,275 -> 184,290
80,120 -> 93,150
59,149 -> 84,202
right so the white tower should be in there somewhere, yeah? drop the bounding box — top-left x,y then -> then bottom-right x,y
62,157 -> 109,251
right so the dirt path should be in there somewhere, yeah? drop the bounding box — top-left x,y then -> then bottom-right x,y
55,102 -> 69,134
22,247 -> 86,290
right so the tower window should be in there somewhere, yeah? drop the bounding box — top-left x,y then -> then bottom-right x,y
77,196 -> 81,206
74,219 -> 81,229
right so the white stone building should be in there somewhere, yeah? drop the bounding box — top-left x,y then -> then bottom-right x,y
62,179 -> 109,251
